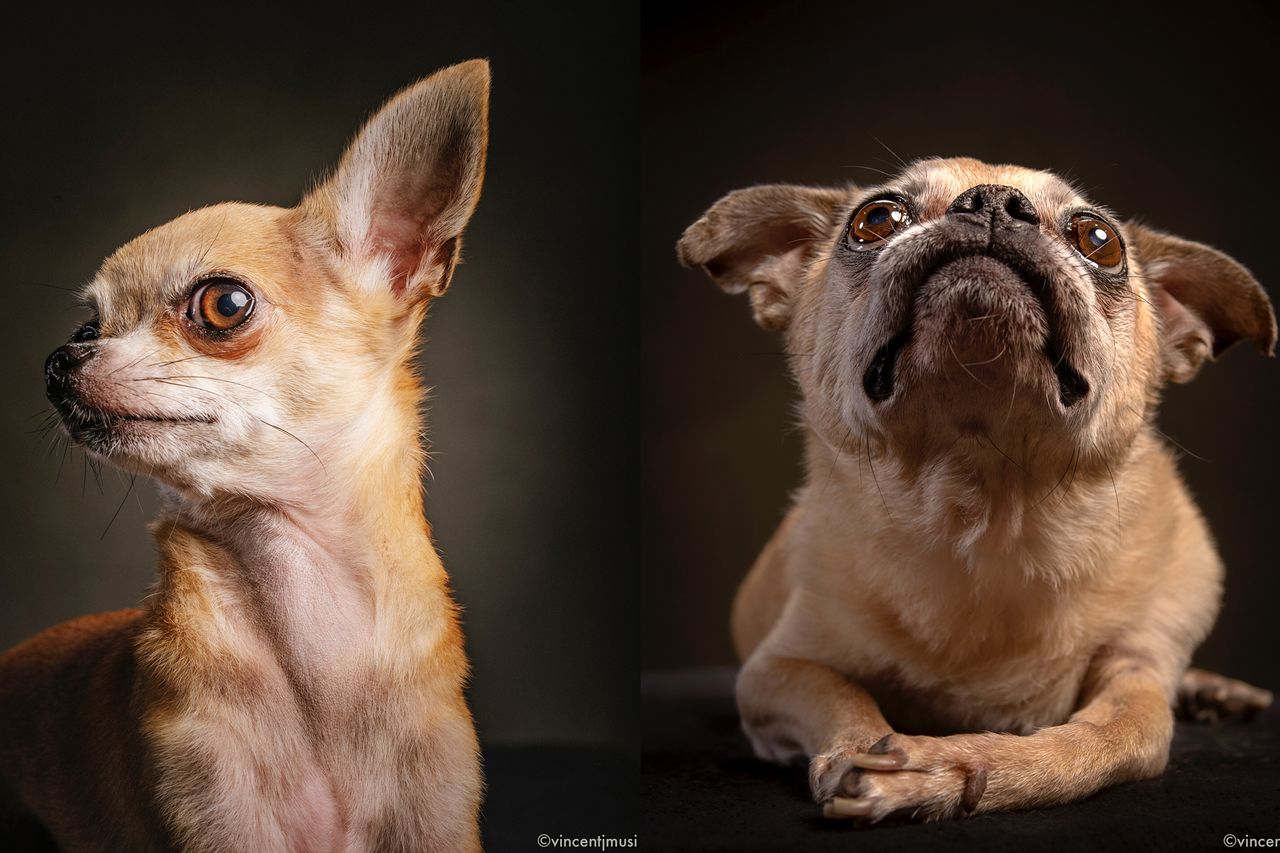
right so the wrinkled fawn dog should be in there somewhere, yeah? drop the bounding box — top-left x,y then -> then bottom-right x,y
680,157 -> 1275,822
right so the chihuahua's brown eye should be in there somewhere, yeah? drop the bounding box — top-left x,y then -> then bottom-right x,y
849,199 -> 911,247
190,279 -> 254,331
1070,216 -> 1124,270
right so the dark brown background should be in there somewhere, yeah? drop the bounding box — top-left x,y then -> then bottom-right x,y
643,0 -> 1280,690
0,5 -> 636,756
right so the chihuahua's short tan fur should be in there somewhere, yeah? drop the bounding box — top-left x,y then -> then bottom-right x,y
680,158 -> 1276,822
0,60 -> 489,851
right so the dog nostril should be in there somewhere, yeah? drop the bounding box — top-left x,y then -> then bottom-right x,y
948,185 -> 1039,227
946,188 -> 983,216
44,345 -> 94,386
1005,192 -> 1039,225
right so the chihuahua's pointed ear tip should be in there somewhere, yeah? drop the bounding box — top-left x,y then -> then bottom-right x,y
397,60 -> 490,110
455,57 -> 491,75
440,59 -> 491,91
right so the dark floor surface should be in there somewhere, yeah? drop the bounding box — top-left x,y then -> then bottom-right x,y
484,743 -> 636,851
642,668 -> 1280,852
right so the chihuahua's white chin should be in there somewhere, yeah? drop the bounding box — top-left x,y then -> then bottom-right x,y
63,410 -> 210,450
59,408 -> 220,484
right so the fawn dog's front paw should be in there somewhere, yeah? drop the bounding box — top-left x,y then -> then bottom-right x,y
813,733 -> 991,823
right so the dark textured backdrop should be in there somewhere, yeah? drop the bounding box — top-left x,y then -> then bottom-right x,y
0,6 -> 635,754
643,0 -> 1280,687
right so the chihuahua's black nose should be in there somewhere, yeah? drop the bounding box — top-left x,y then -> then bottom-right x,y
946,184 -> 1040,228
44,344 -> 96,395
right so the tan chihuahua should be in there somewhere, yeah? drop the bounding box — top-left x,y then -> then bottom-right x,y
0,61 -> 488,851
680,158 -> 1275,823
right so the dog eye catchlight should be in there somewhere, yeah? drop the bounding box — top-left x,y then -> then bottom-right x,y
848,199 -> 911,247
189,278 -> 255,332
1069,215 -> 1124,271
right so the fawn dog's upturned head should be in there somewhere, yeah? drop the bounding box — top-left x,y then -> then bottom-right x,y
44,61 -> 489,500
680,158 -> 1276,466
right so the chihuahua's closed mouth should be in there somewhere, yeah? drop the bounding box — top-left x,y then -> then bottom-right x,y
680,157 -> 1275,823
2,60 -> 490,852
45,344 -> 220,448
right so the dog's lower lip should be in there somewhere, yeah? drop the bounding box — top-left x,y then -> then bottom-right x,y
61,407 -> 216,429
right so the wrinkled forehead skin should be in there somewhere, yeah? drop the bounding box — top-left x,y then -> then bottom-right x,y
892,157 -> 1090,222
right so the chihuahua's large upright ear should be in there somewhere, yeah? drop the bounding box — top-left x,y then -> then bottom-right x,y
1127,224 -> 1276,383
678,185 -> 847,331
301,59 -> 489,300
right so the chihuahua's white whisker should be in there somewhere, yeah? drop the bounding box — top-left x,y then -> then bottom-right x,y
146,353 -> 215,369
111,346 -> 164,377
99,473 -> 137,540
54,436 -> 71,486
135,374 -> 279,401
150,377 -> 326,473
165,375 -> 279,400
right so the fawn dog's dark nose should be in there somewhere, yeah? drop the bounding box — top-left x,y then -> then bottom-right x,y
946,184 -> 1040,228
44,344 -> 96,398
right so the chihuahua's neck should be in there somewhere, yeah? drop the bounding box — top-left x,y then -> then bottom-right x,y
146,388 -> 451,720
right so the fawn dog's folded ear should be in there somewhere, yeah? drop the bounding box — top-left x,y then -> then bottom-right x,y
677,185 -> 847,331
301,59 -> 489,300
1127,224 -> 1276,383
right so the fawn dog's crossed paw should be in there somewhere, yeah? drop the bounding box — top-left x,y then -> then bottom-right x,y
1178,668 -> 1273,723
813,734 -> 989,823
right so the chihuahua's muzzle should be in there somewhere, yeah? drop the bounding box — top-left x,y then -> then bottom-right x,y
45,341 -> 96,416
45,335 -> 209,451
859,184 -> 1091,412
45,340 -> 120,450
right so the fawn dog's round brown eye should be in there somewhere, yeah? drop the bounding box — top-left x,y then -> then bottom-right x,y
189,278 -> 254,331
849,199 -> 911,246
1070,216 -> 1124,270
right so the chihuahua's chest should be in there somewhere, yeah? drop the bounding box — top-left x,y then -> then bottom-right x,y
137,577 -> 467,849
142,643 -> 458,852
